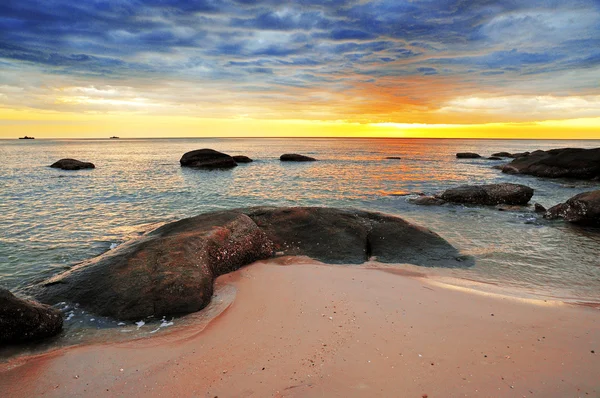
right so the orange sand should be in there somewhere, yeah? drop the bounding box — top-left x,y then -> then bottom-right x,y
1,258 -> 598,397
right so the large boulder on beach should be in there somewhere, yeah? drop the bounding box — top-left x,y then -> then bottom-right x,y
0,288 -> 63,344
544,190 -> 600,225
280,154 -> 317,162
37,212 -> 273,320
456,153 -> 481,159
50,159 -> 95,170
180,149 -> 237,169
502,148 -> 600,180
35,207 -> 470,320
440,183 -> 534,206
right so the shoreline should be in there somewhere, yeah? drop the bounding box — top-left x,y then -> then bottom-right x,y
1,258 -> 598,397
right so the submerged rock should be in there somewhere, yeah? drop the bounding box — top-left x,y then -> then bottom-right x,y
0,288 -> 63,344
440,183 -> 534,206
50,159 -> 95,170
544,190 -> 600,225
456,153 -> 481,159
385,156 -> 402,160
280,154 -> 317,162
180,149 -> 237,169
502,148 -> 600,180
232,155 -> 253,163
35,207 -> 470,320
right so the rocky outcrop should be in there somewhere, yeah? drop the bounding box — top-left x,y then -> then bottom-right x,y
408,196 -> 447,206
456,153 -> 481,159
544,190 -> 600,225
35,207 -> 470,320
180,149 -> 237,169
492,152 -> 512,158
488,156 -> 503,160
440,183 -> 534,206
501,148 -> 600,180
1,288 -> 63,344
280,154 -> 317,162
50,159 -> 95,170
534,203 -> 547,213
232,155 -> 253,163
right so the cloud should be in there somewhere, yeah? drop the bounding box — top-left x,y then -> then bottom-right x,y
0,0 -> 599,123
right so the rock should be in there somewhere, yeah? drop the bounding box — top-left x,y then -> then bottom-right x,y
280,154 -> 317,162
0,288 -> 63,344
440,183 -> 534,206
456,153 -> 481,159
534,203 -> 547,213
385,157 -> 402,160
502,148 -> 600,180
544,190 -> 600,225
509,152 -> 531,158
488,156 -> 503,160
408,196 -> 447,206
492,152 -> 512,158
180,149 -> 237,169
36,211 -> 272,320
35,207 -> 470,320
50,159 -> 95,170
232,155 -> 253,163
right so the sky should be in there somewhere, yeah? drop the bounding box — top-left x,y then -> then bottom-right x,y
1,0 -> 600,138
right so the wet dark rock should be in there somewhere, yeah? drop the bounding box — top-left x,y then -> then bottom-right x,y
492,152 -> 512,158
280,154 -> 317,162
501,148 -> 600,180
544,190 -> 600,225
456,153 -> 481,159
534,203 -> 547,213
232,155 -> 253,163
180,149 -> 237,169
0,288 -> 63,344
488,156 -> 503,160
408,196 -> 447,206
50,159 -> 95,170
35,207 -> 470,320
440,183 -> 534,206
385,156 -> 402,160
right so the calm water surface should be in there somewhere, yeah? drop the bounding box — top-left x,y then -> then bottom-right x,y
1,138 -> 600,307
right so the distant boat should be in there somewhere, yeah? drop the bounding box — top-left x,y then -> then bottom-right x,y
109,136 -> 120,139
19,136 -> 35,140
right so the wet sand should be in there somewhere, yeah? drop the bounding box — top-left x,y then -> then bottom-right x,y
1,258 -> 598,397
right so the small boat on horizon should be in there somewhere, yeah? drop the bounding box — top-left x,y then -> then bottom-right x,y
19,136 -> 35,140
109,136 -> 120,139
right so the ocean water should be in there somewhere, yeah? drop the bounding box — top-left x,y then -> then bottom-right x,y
1,138 -> 600,307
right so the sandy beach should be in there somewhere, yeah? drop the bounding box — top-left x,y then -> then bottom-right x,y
1,258 -> 598,397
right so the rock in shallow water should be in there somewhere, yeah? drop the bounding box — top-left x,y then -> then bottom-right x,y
180,149 -> 237,169
280,154 -> 317,162
502,148 -> 600,180
456,152 -> 481,159
232,155 -> 253,163
544,190 -> 600,225
0,288 -> 63,344
34,207 -> 470,320
50,158 -> 95,170
440,183 -> 534,206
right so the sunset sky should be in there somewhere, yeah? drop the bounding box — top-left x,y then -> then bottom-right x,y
1,0 -> 599,138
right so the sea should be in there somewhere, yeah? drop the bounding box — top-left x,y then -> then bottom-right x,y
1,137 -> 600,311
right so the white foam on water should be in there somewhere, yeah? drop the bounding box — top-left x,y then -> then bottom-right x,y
136,320 -> 145,329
